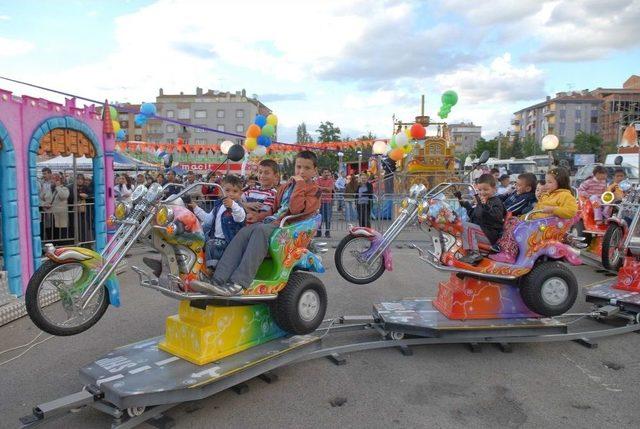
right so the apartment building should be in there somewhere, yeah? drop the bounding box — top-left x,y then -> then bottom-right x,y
448,122 -> 482,154
591,75 -> 640,144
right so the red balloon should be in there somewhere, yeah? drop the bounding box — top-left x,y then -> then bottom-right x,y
410,123 -> 426,139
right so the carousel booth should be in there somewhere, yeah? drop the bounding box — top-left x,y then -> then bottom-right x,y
0,88 -> 115,299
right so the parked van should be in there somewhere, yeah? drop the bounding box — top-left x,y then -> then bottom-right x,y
486,158 -> 537,182
526,155 -> 552,175
605,153 -> 638,167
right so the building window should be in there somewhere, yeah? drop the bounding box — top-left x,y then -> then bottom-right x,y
194,110 -> 207,119
558,124 -> 565,136
575,110 -> 582,119
120,120 -> 129,128
236,124 -> 244,133
236,138 -> 243,145
134,129 -> 142,135
217,110 -> 225,118
134,135 -> 142,141
195,138 -> 206,144
575,123 -> 582,133
166,110 -> 175,118
217,124 -> 225,132
166,125 -> 175,133
168,138 -> 175,144
195,126 -> 207,133
236,109 -> 244,118
178,108 -> 190,119
559,104 -> 566,110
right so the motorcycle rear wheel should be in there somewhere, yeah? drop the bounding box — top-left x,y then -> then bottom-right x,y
26,260 -> 109,336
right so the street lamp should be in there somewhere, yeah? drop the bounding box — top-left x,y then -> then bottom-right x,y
357,150 -> 363,174
371,141 -> 388,222
541,134 -> 559,167
337,151 -> 344,175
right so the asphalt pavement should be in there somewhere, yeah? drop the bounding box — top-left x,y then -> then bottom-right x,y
1,247 -> 639,429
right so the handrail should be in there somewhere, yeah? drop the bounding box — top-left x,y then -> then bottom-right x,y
523,210 -> 545,221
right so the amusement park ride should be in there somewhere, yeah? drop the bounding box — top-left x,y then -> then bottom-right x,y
18,129 -> 640,429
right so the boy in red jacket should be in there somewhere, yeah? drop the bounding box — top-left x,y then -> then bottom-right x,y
192,151 -> 320,296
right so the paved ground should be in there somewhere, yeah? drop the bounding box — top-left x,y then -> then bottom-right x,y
1,246 -> 639,429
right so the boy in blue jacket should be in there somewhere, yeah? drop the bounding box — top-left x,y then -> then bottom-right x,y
499,173 -> 537,216
192,175 -> 246,268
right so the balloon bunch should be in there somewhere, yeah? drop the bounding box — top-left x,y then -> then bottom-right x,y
245,113 -> 278,157
438,90 -> 458,119
106,105 -> 128,141
386,122 -> 426,162
135,102 -> 157,126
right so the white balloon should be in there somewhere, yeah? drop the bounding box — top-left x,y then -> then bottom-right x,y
372,140 -> 388,155
221,140 -> 234,155
395,132 -> 408,147
253,145 -> 267,157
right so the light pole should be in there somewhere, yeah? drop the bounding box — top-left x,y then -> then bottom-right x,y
337,151 -> 344,175
357,150 -> 363,175
541,134 -> 559,167
372,140 -> 388,221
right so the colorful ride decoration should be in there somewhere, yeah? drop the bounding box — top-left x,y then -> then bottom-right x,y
0,88 -> 115,296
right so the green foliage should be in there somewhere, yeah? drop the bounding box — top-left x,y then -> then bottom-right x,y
573,131 -> 603,159
296,123 -> 313,143
472,137 -> 498,158
316,121 -> 342,142
522,135 -> 542,157
510,134 -> 524,158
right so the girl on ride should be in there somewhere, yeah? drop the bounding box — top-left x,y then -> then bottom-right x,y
578,165 -> 607,225
491,167 -> 578,264
455,173 -> 506,265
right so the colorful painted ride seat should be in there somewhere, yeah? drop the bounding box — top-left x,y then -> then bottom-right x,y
511,214 -> 580,266
244,214 -> 324,295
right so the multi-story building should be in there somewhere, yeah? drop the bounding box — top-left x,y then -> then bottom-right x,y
145,88 -> 271,145
448,122 -> 481,154
590,75 -> 640,144
512,91 -> 601,147
114,103 -> 146,142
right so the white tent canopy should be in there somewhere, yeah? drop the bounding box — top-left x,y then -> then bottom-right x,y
37,155 -> 158,171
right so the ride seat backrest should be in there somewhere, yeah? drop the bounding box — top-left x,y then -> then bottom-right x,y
512,214 -> 577,262
255,214 -> 321,281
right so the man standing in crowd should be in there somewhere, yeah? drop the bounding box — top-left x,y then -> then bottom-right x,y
163,169 -> 181,198
316,168 -> 334,238
185,170 -> 202,201
335,171 -> 346,212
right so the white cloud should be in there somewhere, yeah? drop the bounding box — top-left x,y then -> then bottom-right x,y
0,37 -> 34,57
435,53 -> 545,104
441,0 -> 549,26
0,15 -> 10,21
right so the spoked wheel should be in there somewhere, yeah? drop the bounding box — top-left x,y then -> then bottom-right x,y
520,262 -> 578,317
602,224 -> 624,271
335,234 -> 386,284
25,260 -> 109,336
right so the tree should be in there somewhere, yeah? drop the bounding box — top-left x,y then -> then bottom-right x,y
473,137 -> 498,158
316,121 -> 341,142
522,135 -> 542,157
573,131 -> 603,159
510,134 -> 524,159
296,122 -> 313,143
359,131 -> 376,140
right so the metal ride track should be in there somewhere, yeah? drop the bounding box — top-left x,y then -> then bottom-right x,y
20,311 -> 640,429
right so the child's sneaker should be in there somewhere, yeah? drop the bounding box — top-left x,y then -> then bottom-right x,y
459,251 -> 483,265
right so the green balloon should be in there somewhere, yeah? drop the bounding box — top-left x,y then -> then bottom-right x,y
109,105 -> 118,120
390,134 -> 397,148
441,90 -> 458,107
261,124 -> 275,138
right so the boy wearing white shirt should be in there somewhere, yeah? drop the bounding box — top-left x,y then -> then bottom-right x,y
191,175 -> 246,268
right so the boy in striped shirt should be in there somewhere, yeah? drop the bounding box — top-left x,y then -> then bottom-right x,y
242,159 -> 279,224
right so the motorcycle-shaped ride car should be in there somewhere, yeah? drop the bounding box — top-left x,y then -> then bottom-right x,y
571,181 -> 634,271
26,167 -> 328,337
335,153 -> 582,317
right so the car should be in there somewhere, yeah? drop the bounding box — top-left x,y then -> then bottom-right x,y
572,163 -> 639,188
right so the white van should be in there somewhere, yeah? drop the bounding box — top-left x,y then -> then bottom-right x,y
605,153 -> 639,167
486,158 -> 537,182
526,155 -> 552,175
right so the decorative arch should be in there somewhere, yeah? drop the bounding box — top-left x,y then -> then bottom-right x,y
27,116 -> 107,270
0,121 -> 22,295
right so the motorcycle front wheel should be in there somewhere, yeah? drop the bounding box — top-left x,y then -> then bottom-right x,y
26,260 -> 110,336
335,234 -> 386,284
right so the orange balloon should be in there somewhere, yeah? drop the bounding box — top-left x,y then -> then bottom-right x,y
246,124 -> 261,138
389,148 -> 404,161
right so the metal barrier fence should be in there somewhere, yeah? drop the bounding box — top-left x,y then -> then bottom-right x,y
39,201 -> 96,250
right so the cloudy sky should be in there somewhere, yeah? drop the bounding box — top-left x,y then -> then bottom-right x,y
1,0 -> 639,142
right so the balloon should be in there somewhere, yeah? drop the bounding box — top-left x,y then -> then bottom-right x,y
109,106 -> 118,120
112,120 -> 121,133
134,113 -> 147,126
254,115 -> 267,127
395,132 -> 408,147
410,123 -> 426,139
257,135 -> 272,147
261,124 -> 275,138
441,90 -> 458,106
253,145 -> 267,157
403,144 -> 413,154
388,148 -> 404,161
246,124 -> 261,138
227,144 -> 245,162
116,129 -> 126,141
266,114 -> 278,126
404,128 -> 412,138
221,140 -> 234,154
140,102 -> 157,116
389,134 -> 397,149
245,137 -> 258,151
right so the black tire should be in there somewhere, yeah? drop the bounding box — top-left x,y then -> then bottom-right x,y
570,220 -> 590,245
271,272 -> 327,335
602,224 -> 624,271
334,234 -> 386,285
520,262 -> 578,317
25,260 -> 110,336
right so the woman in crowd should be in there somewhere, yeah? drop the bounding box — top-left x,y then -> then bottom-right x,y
344,174 -> 358,223
114,175 -> 133,202
356,174 -> 374,228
